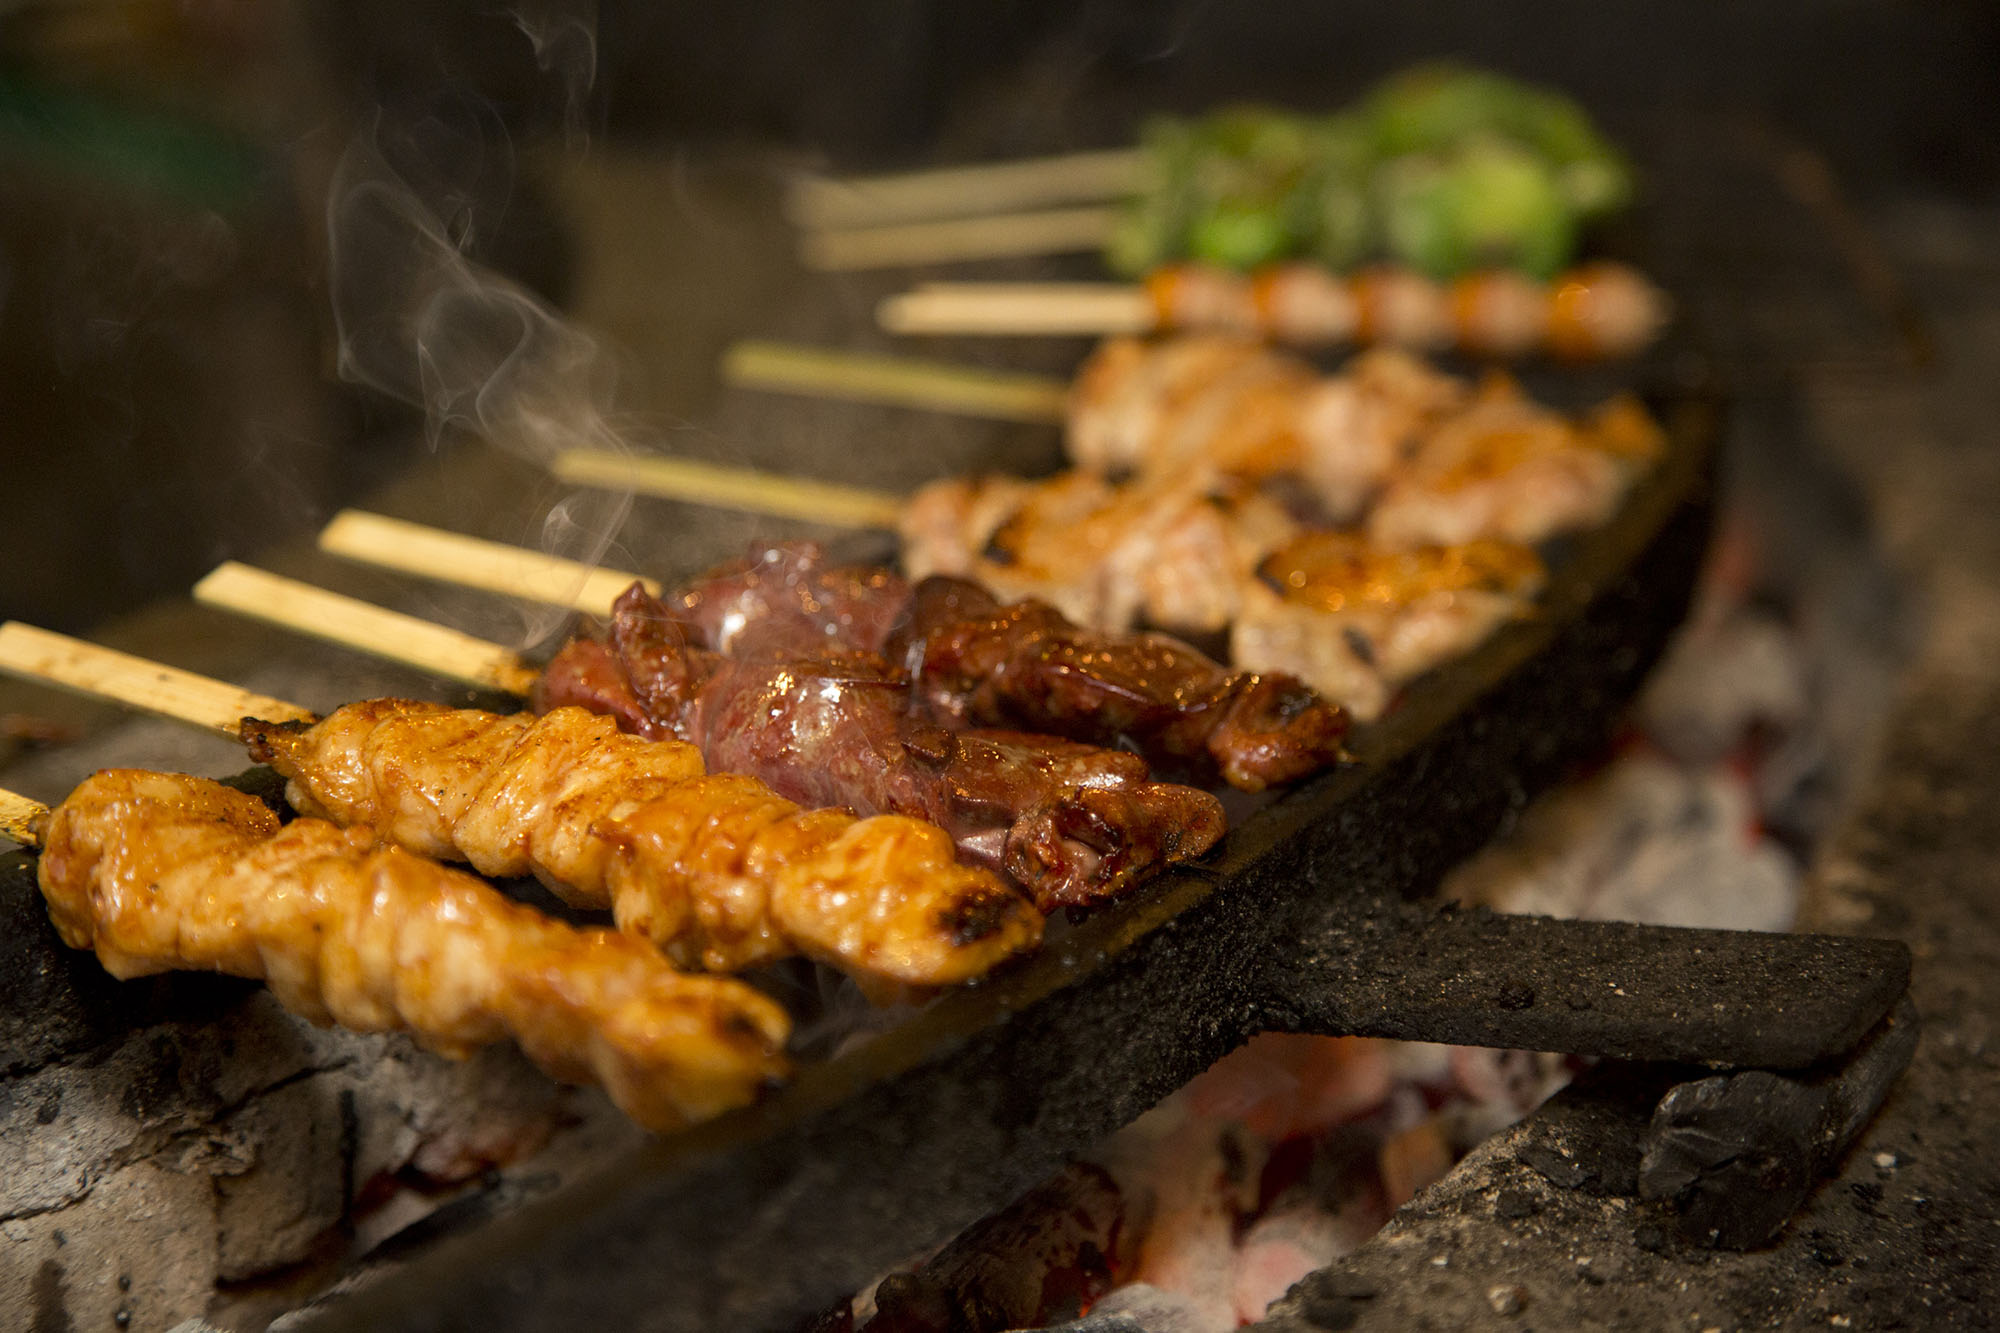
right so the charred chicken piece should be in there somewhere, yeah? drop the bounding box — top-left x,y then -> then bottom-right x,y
894,575 -> 1349,792
536,581 -> 1226,912
38,769 -> 791,1132
239,701 -> 1042,988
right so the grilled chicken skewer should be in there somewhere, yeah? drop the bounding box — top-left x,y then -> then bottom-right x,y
0,624 -> 1042,989
5,770 -> 790,1132
881,261 -> 1668,361
1057,338 -> 1665,532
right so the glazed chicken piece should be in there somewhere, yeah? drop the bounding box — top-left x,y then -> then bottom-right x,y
1366,380 -> 1664,550
38,769 -> 790,1132
536,577 -> 1227,912
1232,533 -> 1546,720
902,472 -> 1297,636
895,576 -> 1349,792
239,702 -> 1042,987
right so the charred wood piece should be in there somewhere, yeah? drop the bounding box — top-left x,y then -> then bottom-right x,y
1638,996 -> 1921,1249
858,1162 -> 1129,1333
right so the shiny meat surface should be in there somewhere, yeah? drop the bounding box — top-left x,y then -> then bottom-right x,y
240,701 -> 1041,987
896,576 -> 1349,791
670,543 -> 911,659
37,769 -> 790,1132
537,579 -> 1227,911
1232,534 -> 1547,719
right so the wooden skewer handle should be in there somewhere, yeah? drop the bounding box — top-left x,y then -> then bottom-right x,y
193,563 -> 540,698
0,622 -> 314,739
722,340 -> 1067,423
787,148 -> 1142,230
0,787 -> 46,848
880,283 -> 1154,337
318,512 -> 657,620
552,451 -> 905,532
799,205 -> 1119,271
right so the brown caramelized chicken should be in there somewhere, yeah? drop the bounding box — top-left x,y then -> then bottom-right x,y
37,769 -> 790,1131
900,337 -> 1661,720
1233,534 -> 1547,720
239,702 -> 1042,988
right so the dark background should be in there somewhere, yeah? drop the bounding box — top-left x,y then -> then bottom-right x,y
1,0 -> 1996,632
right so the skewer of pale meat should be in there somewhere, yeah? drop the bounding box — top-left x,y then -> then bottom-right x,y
0,772 -> 789,1132
190,560 -> 1238,912
325,338 -> 1657,724
308,518 -> 1347,791
0,623 -> 1043,989
880,261 -> 1668,361
900,341 -> 1658,715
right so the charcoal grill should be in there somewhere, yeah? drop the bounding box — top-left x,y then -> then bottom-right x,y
102,380 -> 1880,1333
12,5 -> 1997,1326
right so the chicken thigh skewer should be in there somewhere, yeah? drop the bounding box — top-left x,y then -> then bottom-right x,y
0,623 -> 1043,989
0,770 -> 790,1132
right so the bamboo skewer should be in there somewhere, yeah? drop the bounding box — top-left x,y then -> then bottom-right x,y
786,149 -> 1142,231
322,514 -> 650,616
0,621 -> 312,739
193,566 -> 533,699
0,787 -> 46,848
800,205 -> 1120,271
722,340 -> 1067,422
192,563 -> 541,697
318,512 -> 659,620
882,282 -> 1154,337
551,452 -> 905,531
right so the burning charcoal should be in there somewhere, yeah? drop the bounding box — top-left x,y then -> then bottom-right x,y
1639,998 -> 1919,1248
859,1163 -> 1127,1333
1230,1196 -> 1376,1323
1021,1283 -> 1218,1333
1180,1034 -> 1392,1140
1377,1117 -> 1454,1209
1441,753 -> 1800,933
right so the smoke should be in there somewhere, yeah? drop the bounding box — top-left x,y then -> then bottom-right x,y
509,0 -> 600,151
327,115 -> 635,649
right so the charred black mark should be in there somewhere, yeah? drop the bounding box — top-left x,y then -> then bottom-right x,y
939,890 -> 1023,946
1342,625 -> 1378,667
237,716 -> 310,761
31,1258 -> 70,1333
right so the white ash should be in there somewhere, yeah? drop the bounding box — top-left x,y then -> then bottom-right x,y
0,988 -> 580,1333
1442,751 -> 1799,933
